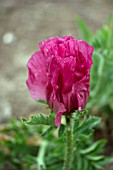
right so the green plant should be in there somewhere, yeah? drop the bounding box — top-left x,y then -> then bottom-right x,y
76,15 -> 113,114
0,120 -> 40,170
22,110 -> 112,170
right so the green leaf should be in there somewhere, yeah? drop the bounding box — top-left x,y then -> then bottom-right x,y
78,134 -> 91,141
36,100 -> 47,105
83,159 -> 89,170
58,124 -> 65,138
76,16 -> 92,41
72,109 -> 88,121
21,117 -> 27,124
74,116 -> 101,137
88,15 -> 113,112
73,119 -> 79,131
107,15 -> 113,49
80,140 -> 106,155
23,155 -> 36,163
91,162 -> 103,170
42,126 -> 54,137
98,157 -> 113,166
87,155 -> 104,161
21,114 -> 55,126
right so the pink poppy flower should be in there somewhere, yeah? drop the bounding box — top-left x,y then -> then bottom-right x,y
26,36 -> 94,126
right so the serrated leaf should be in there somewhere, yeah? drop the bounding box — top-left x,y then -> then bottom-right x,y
80,109 -> 88,115
23,114 -> 55,126
72,109 -> 88,120
20,117 -> 27,124
58,124 -> 65,138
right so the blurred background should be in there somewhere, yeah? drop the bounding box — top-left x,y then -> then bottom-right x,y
0,0 -> 113,122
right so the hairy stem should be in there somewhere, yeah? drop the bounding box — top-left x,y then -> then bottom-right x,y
63,116 -> 73,170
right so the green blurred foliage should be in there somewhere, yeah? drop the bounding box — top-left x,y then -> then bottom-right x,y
0,120 -> 40,170
76,15 -> 113,114
0,112 -> 113,170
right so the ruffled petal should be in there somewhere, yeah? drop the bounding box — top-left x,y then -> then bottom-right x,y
53,98 -> 66,126
74,73 -> 90,109
77,40 -> 94,69
26,51 -> 47,100
46,67 -> 66,126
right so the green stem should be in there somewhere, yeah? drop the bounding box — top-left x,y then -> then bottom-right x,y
63,116 -> 73,170
36,140 -> 48,170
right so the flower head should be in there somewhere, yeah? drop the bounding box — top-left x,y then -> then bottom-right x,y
26,36 -> 94,126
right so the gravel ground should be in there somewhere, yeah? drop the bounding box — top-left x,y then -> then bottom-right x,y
0,0 -> 113,122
